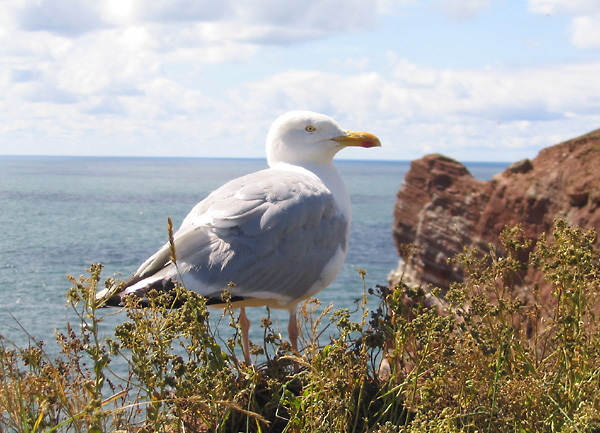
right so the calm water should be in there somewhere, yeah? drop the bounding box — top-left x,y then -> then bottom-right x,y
0,156 -> 507,356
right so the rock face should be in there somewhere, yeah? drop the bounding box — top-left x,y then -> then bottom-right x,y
391,128 -> 600,293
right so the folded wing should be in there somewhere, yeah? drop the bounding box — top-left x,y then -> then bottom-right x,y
113,168 -> 349,308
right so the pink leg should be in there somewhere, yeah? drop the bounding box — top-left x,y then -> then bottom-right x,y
288,309 -> 299,354
239,307 -> 251,365
288,309 -> 300,372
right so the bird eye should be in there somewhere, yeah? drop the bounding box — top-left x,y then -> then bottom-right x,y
305,125 -> 316,132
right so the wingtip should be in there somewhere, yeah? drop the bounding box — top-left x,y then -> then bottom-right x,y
95,288 -> 124,307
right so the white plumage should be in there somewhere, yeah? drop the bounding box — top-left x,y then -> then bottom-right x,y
98,111 -> 381,363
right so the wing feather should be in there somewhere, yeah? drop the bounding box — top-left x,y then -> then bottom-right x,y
119,168 -> 348,307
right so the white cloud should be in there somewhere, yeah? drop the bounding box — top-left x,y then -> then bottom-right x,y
100,0 -> 230,25
528,0 -> 600,15
5,0 -> 378,42
1,0 -> 600,163
15,0 -> 106,35
432,0 -> 491,21
50,32 -> 155,96
569,15 -> 600,48
2,41 -> 600,161
383,57 -> 600,123
326,56 -> 372,72
0,0 -> 381,110
223,59 -> 600,160
529,0 -> 600,48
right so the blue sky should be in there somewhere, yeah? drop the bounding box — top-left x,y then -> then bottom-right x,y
1,0 -> 600,162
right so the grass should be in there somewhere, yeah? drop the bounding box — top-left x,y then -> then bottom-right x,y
1,219 -> 600,432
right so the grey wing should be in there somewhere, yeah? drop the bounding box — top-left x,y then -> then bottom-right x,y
119,169 -> 349,306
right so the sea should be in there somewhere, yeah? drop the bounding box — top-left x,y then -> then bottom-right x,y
0,156 -> 508,360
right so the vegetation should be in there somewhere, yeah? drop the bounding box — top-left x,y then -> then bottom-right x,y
2,219 -> 600,432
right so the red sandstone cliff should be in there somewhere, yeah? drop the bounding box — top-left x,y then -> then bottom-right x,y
391,127 -> 600,293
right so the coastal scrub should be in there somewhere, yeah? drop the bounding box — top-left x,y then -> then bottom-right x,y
1,220 -> 599,432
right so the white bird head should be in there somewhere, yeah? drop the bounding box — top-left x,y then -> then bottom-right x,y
266,111 -> 381,167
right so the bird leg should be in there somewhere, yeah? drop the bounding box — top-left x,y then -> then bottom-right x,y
288,309 -> 302,372
239,307 -> 252,365
288,309 -> 299,354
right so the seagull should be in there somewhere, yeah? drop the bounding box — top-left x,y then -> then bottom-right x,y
98,111 -> 381,364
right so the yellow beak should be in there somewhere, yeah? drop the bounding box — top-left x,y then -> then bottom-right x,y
332,130 -> 382,148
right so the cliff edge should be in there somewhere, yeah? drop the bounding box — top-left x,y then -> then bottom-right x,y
391,128 -> 600,296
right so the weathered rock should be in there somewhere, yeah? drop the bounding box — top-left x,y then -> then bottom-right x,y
506,158 -> 533,174
391,128 -> 600,296
391,154 -> 487,289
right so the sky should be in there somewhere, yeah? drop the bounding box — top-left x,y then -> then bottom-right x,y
1,0 -> 600,162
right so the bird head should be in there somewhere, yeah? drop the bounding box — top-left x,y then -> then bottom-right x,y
266,111 -> 381,166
